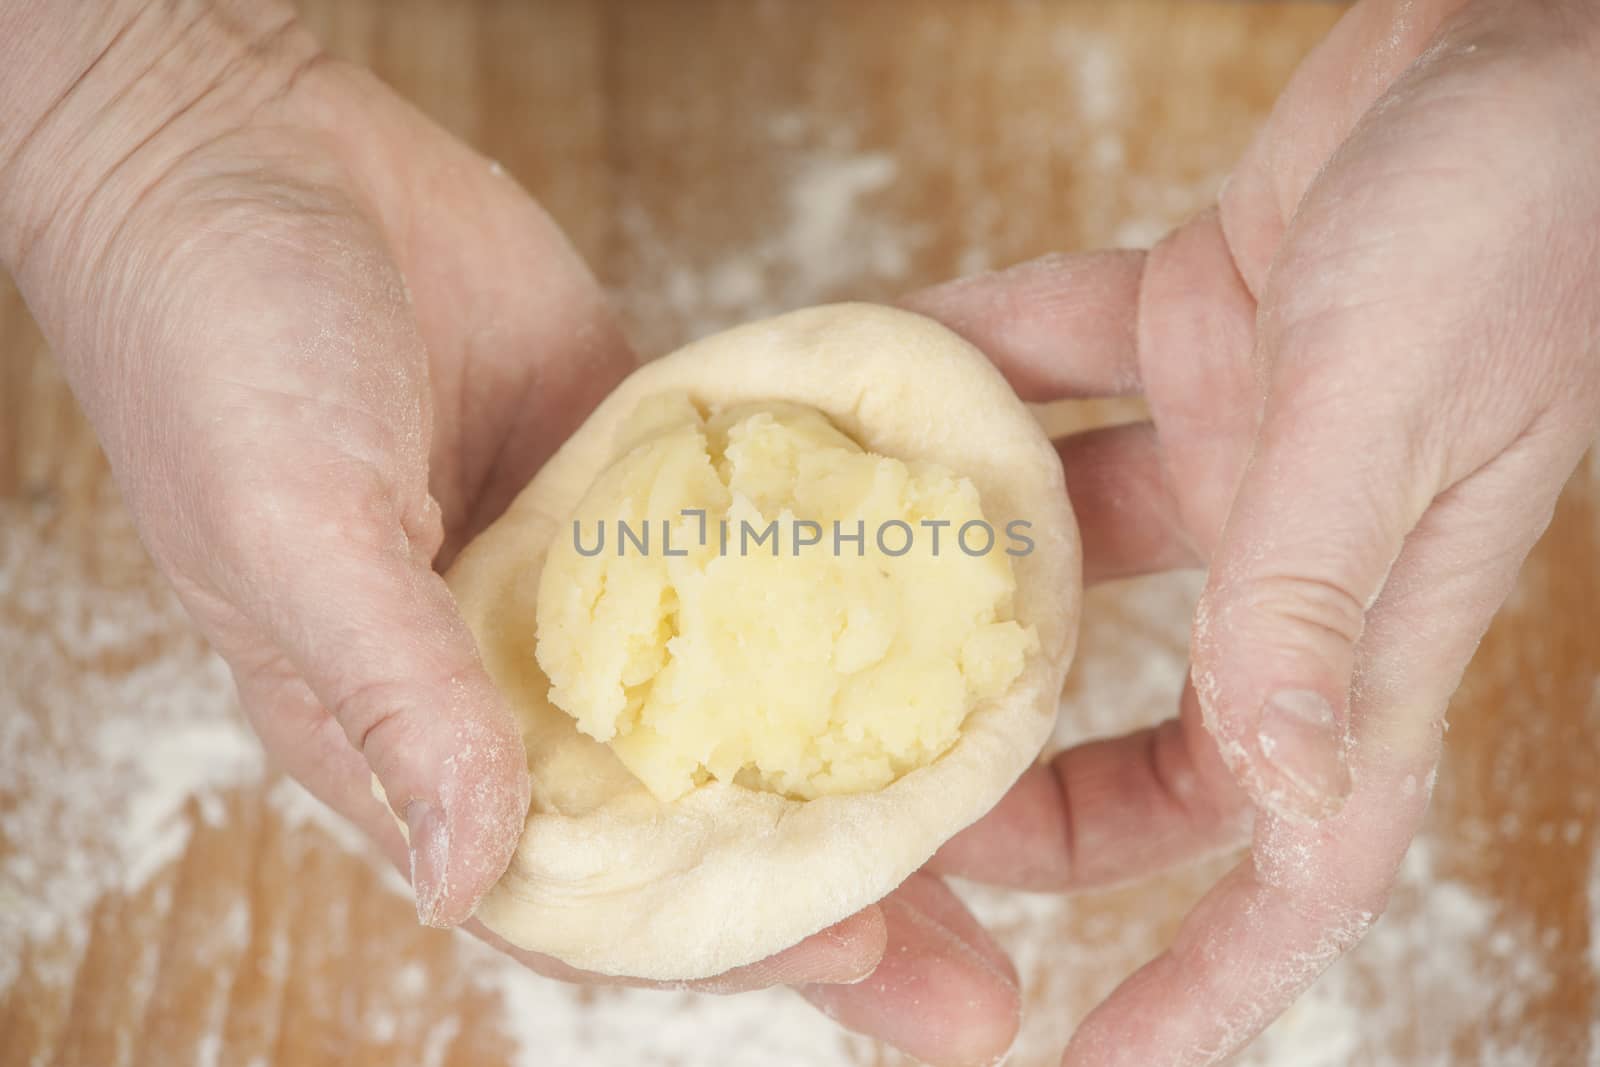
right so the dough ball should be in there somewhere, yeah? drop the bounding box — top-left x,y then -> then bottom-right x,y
447,304 -> 1080,979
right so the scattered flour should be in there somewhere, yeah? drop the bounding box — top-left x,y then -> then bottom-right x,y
0,490 -> 260,992
1055,572 -> 1205,746
4,493 -> 1573,1065
266,775 -> 378,861
96,717 -> 263,893
4,24 -> 1594,1067
1593,843 -> 1600,993
1593,844 -> 1600,1066
462,951 -> 869,1067
618,115 -> 930,355
1055,29 -> 1127,126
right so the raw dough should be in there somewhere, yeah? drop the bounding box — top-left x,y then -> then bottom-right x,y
449,304 -> 1080,979
535,397 -> 1037,802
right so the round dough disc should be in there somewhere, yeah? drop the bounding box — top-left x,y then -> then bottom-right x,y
448,303 -> 1081,980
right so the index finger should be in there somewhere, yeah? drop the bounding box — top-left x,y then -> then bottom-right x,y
1064,430 -> 1554,1064
1062,760 -> 1427,1067
900,250 -> 1146,402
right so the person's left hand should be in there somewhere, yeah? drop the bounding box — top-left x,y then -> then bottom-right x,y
812,0 -> 1600,1062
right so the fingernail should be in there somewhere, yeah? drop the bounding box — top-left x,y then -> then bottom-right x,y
817,913 -> 887,985
405,800 -> 450,927
1256,689 -> 1351,817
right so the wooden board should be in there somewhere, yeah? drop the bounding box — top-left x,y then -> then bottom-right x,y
3,3 -> 1596,1065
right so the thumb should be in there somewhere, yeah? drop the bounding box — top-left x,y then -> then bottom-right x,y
248,507 -> 532,928
1192,378 -> 1430,822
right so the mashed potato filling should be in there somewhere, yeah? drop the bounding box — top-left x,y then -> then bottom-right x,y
535,395 -> 1036,802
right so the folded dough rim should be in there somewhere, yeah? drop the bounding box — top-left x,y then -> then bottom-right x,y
448,303 -> 1081,980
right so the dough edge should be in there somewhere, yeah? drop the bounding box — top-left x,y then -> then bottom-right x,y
448,303 -> 1081,980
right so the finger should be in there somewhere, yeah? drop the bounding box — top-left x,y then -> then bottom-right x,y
246,667 -> 891,988
1059,696 -> 1438,1067
900,250 -> 1145,402
801,872 -> 1021,1067
686,907 -> 888,992
216,475 -> 531,931
232,658 -> 409,854
467,905 -> 889,992
1187,324 -> 1440,820
908,216 -> 1261,563
1063,437 -> 1573,1066
1134,209 -> 1263,555
1218,0 -> 1463,295
1062,803 -> 1409,1067
1059,421 -> 1200,584
300,546 -> 528,931
930,679 -> 1249,891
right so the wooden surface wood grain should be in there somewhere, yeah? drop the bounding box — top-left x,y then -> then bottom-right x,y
3,3 -> 1597,1065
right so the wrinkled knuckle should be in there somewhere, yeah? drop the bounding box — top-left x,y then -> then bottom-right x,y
332,677 -> 424,774
1194,569 -> 1366,661
1194,570 -> 1368,710
1237,571 -> 1369,652
334,662 -> 516,807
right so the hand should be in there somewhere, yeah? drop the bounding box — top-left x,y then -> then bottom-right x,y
0,2 -> 895,996
897,0 -> 1600,1061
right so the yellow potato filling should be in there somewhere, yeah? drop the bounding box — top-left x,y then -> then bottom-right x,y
535,395 -> 1036,802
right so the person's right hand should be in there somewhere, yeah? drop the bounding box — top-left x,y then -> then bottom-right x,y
1,0 -> 931,1003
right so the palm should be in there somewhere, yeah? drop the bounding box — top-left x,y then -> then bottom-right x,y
304,64 -> 636,559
